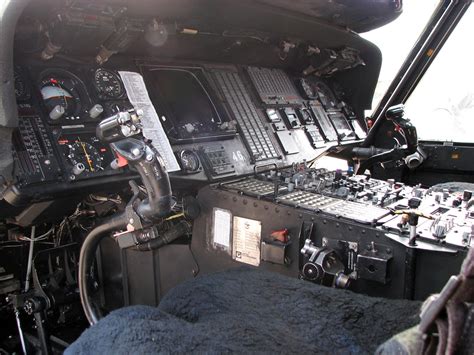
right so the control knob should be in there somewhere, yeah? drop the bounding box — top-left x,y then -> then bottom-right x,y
89,104 -> 104,119
432,222 -> 447,239
452,197 -> 462,207
463,190 -> 473,202
73,163 -> 86,176
443,189 -> 449,200
49,104 -> 65,120
408,197 -> 422,209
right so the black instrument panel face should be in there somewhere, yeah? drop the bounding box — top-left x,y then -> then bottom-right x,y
141,66 -> 236,143
12,113 -> 61,186
10,63 -> 132,198
9,59 -> 364,202
21,65 -> 132,126
54,130 -> 117,181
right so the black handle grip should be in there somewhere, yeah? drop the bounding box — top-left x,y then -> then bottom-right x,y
111,138 -> 172,222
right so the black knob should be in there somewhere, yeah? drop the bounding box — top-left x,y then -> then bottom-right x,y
452,198 -> 462,207
408,197 -> 422,209
23,297 -> 46,315
463,190 -> 472,202
386,104 -> 405,121
302,262 -> 322,281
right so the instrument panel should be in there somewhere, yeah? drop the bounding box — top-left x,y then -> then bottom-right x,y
54,130 -> 117,181
7,59 -> 365,206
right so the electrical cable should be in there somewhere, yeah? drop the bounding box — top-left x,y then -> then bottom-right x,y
24,226 -> 36,292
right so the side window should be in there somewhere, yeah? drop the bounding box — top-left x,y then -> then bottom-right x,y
403,6 -> 474,142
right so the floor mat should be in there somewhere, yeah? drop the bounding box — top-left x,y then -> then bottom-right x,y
67,267 -> 421,354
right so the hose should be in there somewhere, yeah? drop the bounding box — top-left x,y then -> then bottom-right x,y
136,220 -> 191,251
78,213 -> 127,325
352,147 -> 389,160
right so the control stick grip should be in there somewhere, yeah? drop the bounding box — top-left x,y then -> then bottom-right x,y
111,138 -> 172,222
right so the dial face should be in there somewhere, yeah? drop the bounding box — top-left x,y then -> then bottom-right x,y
179,150 -> 200,172
14,68 -> 30,101
68,141 -> 103,172
39,70 -> 85,119
94,69 -> 124,99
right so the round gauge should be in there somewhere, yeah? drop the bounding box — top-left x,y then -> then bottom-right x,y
179,150 -> 200,173
68,141 -> 102,172
39,70 -> 87,120
94,69 -> 124,99
14,68 -> 30,101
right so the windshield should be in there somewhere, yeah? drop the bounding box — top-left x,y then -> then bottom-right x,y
363,1 -> 474,143
403,5 -> 474,142
362,0 -> 440,115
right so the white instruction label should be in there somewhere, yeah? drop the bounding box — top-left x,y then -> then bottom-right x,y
213,208 -> 231,249
232,216 -> 262,266
118,71 -> 180,172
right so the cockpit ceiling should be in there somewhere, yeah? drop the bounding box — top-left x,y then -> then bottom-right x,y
20,0 -> 402,34
256,0 -> 403,33
103,0 -> 402,33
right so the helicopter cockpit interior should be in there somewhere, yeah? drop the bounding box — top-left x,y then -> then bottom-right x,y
0,0 -> 473,353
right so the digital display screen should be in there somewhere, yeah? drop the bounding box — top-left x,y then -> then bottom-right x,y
145,68 -> 224,140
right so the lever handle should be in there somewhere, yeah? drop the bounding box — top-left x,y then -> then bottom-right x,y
111,138 -> 172,222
